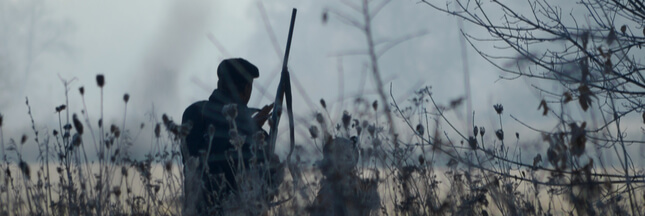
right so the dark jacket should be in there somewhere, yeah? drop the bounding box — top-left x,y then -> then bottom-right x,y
181,89 -> 271,205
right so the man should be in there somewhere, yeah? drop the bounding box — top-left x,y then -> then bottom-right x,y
181,58 -> 279,214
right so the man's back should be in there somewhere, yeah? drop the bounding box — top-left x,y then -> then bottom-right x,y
182,89 -> 273,213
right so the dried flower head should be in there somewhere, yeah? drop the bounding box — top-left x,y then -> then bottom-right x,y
123,93 -> 130,103
0,113 -> 3,127
320,98 -> 326,109
367,124 -> 376,136
342,111 -> 351,129
493,104 -> 503,114
53,130 -> 58,136
19,160 -> 30,179
309,125 -> 319,139
222,104 -> 238,120
111,125 -> 121,138
416,124 -> 424,136
79,86 -> 85,95
479,127 -> 485,137
473,126 -> 478,136
164,160 -> 172,171
98,119 -> 103,128
315,112 -> 325,124
72,133 -> 82,146
468,136 -> 477,149
55,105 -> 66,113
154,123 -> 161,138
372,100 -> 378,111
495,129 -> 504,141
96,74 -> 105,88
21,134 -> 28,145
73,114 -> 83,135
113,186 -> 122,197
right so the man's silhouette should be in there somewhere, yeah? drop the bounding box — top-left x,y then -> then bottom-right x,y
181,58 -> 279,214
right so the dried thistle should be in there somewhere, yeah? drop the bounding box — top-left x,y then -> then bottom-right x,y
309,125 -> 319,139
468,136 -> 477,150
416,124 -> 424,136
342,111 -> 351,129
493,104 -> 503,114
113,186 -> 122,197
110,125 -> 121,138
315,112 -> 325,124
495,129 -> 504,141
55,105 -> 66,113
222,104 -> 238,120
19,160 -> 30,179
320,98 -> 326,109
367,124 -> 376,136
164,160 -> 172,172
96,74 -> 105,88
73,113 -> 83,134
154,123 -> 161,138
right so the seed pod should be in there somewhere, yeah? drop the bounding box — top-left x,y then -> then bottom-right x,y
315,112 -> 325,124
495,129 -> 504,141
372,100 -> 378,111
309,125 -> 319,139
320,99 -> 326,109
79,86 -> 85,95
493,104 -> 504,114
96,74 -> 105,88
19,160 -> 30,179
342,111 -> 351,129
154,123 -> 161,138
416,124 -> 424,136
73,114 -> 83,135
123,93 -> 130,103
468,136 -> 477,150
21,134 -> 28,145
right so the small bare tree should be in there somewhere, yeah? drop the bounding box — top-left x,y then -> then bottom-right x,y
422,0 -> 645,214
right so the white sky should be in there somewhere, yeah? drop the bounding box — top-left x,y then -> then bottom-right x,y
1,0 -> 642,164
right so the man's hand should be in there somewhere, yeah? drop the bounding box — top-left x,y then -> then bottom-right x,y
253,103 -> 273,127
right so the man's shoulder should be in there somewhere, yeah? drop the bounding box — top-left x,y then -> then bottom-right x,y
183,100 -> 229,124
182,101 -> 209,121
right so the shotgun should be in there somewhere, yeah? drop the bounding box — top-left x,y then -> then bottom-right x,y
268,8 -> 296,161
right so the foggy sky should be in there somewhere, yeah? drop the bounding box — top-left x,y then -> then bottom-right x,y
1,0 -> 642,164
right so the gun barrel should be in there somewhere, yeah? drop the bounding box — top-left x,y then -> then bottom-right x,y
282,8 -> 297,69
